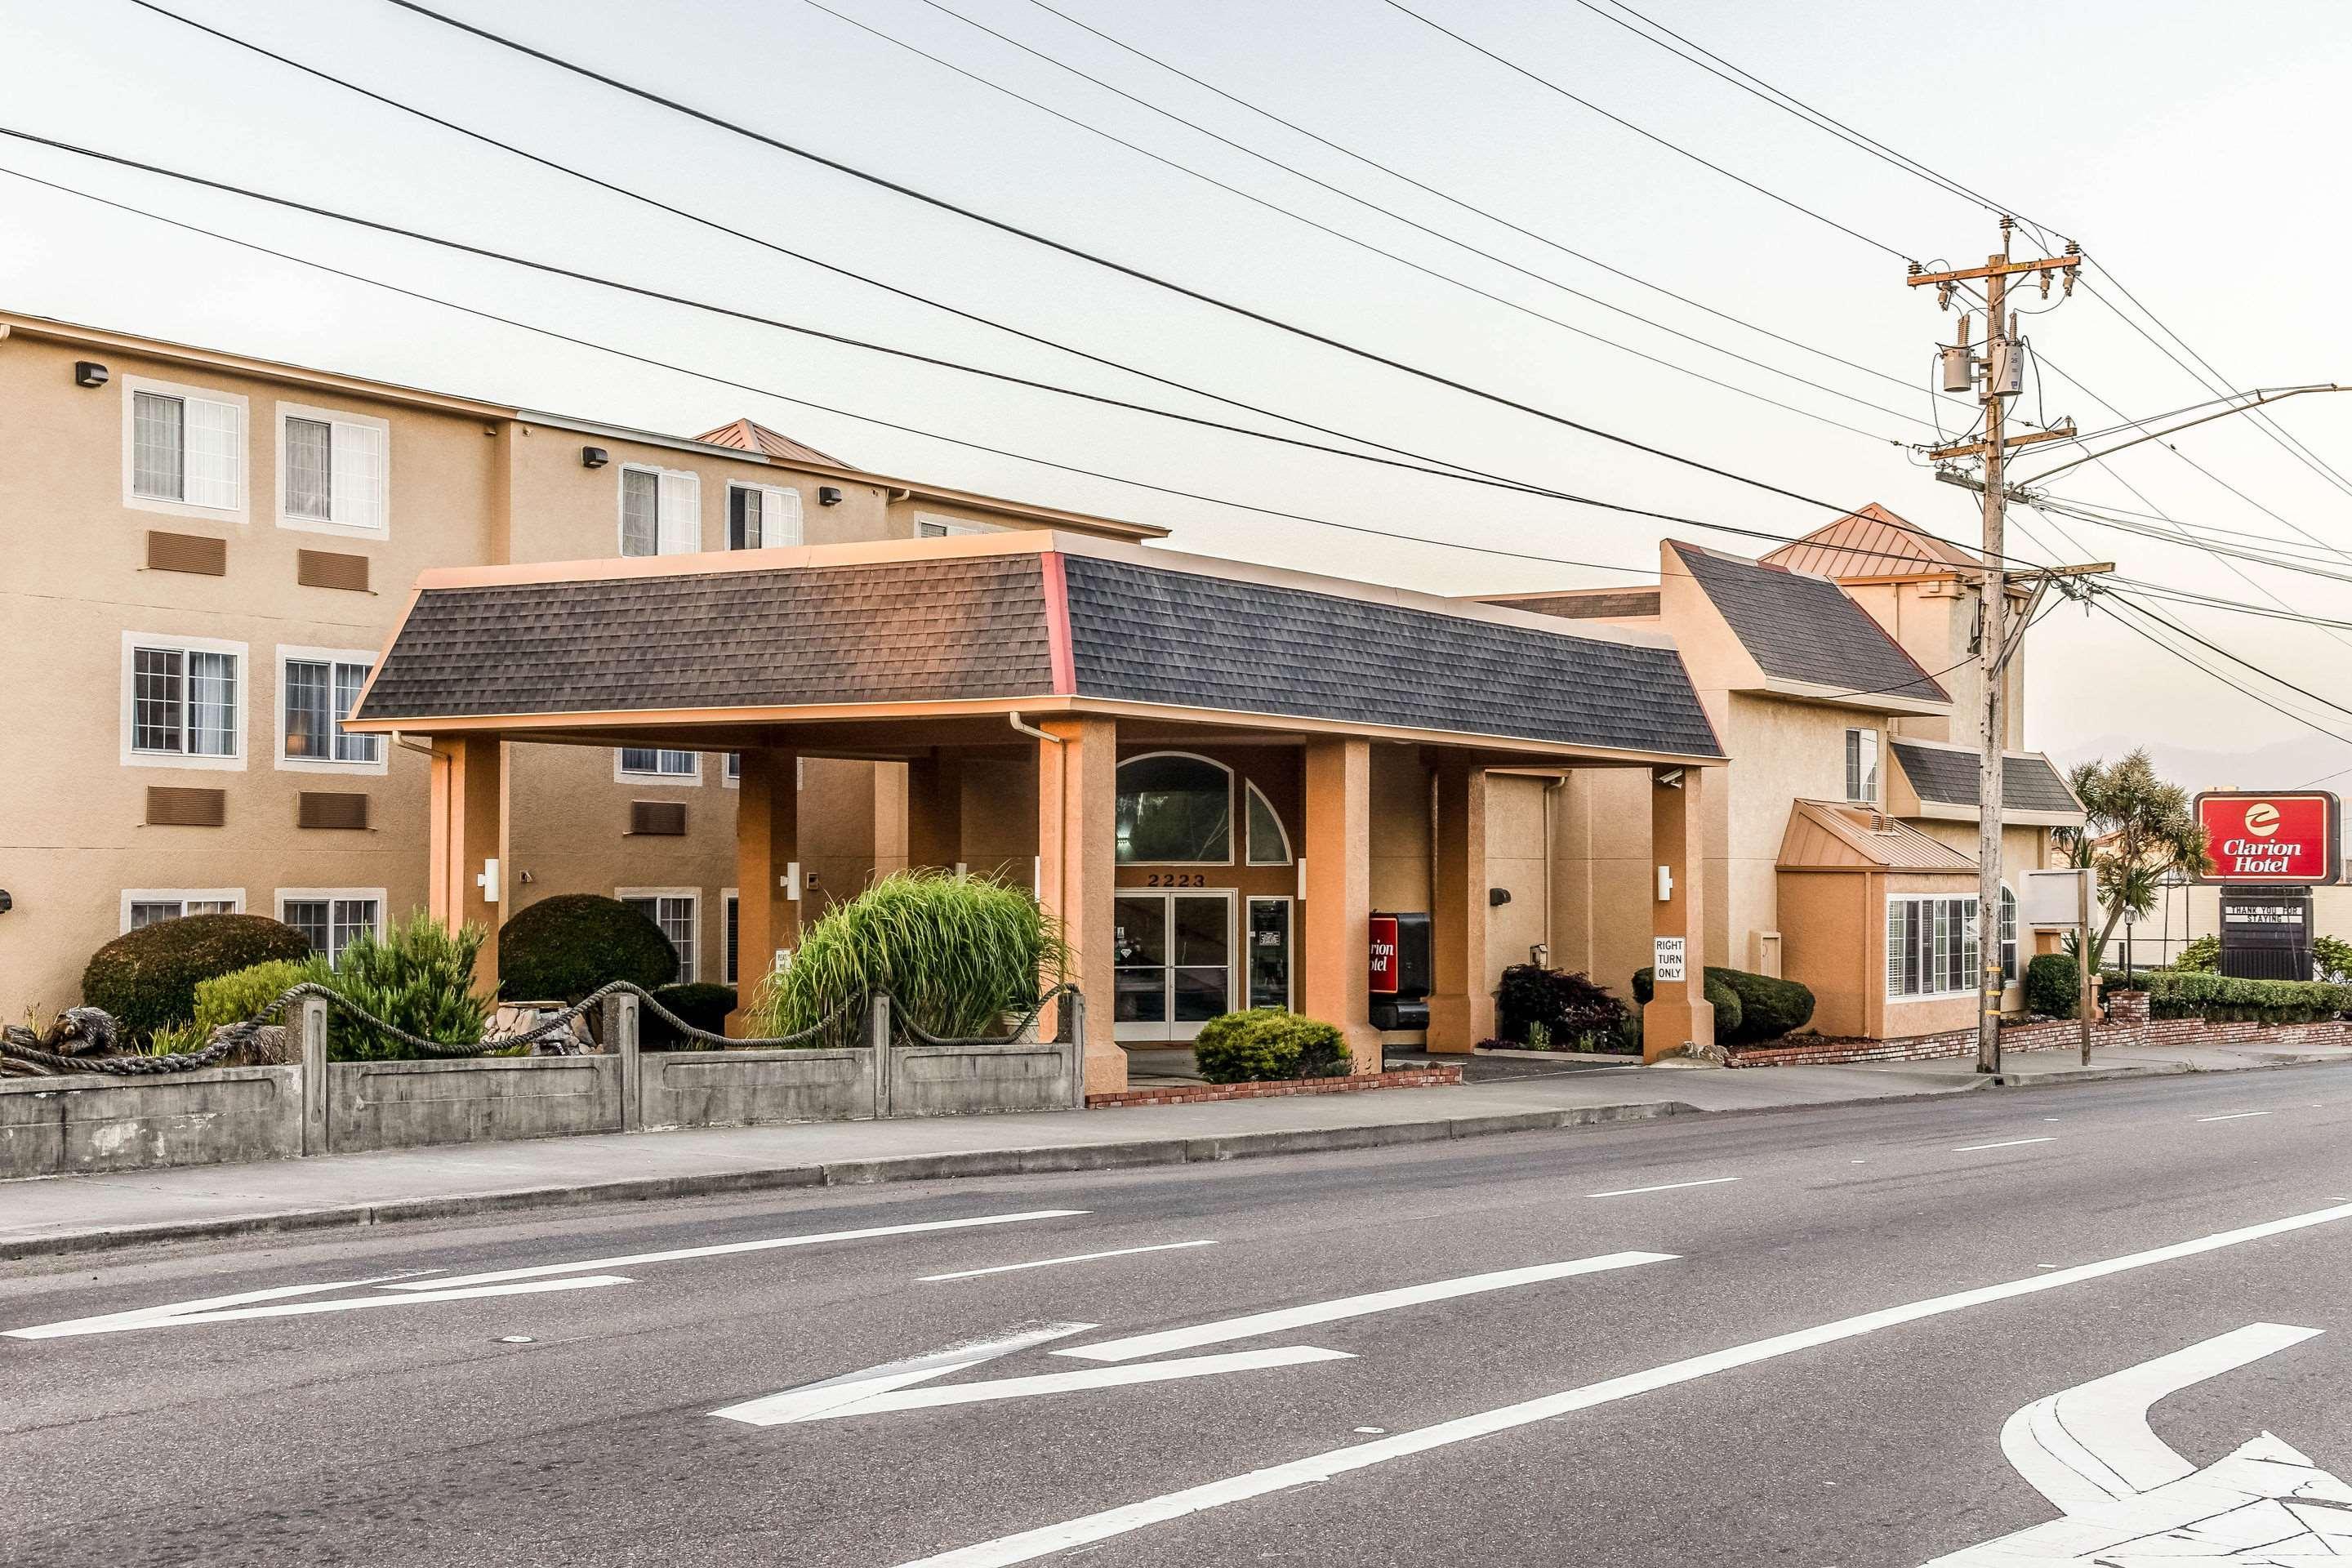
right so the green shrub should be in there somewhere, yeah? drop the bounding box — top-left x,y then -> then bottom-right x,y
645,982 -> 739,1046
1192,1009 -> 1349,1082
2175,936 -> 2220,973
2145,970 -> 2352,1025
82,913 -> 313,1040
748,870 -> 1067,1042
2314,936 -> 2352,983
1494,965 -> 1628,1049
498,893 -> 677,1004
145,1019 -> 211,1056
1716,969 -> 1814,1043
1632,966 -> 1744,1042
193,958 -> 331,1036
327,911 -> 494,1061
2025,952 -> 2080,1018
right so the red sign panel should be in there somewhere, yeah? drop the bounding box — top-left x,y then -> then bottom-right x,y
1369,915 -> 1400,995
2194,791 -> 2341,885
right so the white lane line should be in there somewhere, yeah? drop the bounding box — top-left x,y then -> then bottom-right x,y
714,1322 -> 1095,1425
1587,1177 -> 1740,1198
920,1241 -> 1218,1282
384,1209 -> 1087,1291
721,1347 -> 1348,1426
1055,1253 -> 1673,1365
1953,1137 -> 2057,1152
898,1199 -> 2352,1567
2197,1111 -> 2274,1123
8,1276 -> 629,1339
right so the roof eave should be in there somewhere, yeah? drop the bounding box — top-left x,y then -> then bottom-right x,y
1749,676 -> 1951,715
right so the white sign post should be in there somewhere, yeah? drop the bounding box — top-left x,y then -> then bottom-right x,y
2023,867 -> 2097,1065
1653,936 -> 1686,984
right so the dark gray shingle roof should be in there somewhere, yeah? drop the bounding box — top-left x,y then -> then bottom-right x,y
1499,590 -> 1662,621
1063,557 -> 1722,757
1890,740 -> 2081,814
1673,543 -> 1949,703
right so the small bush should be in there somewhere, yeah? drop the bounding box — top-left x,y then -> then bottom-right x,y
2314,935 -> 2352,983
1494,965 -> 1628,1049
499,894 -> 677,1004
327,912 -> 494,1061
2175,936 -> 2220,973
2025,952 -> 2080,1018
1632,966 -> 1744,1041
145,1019 -> 211,1056
1193,1009 -> 1350,1082
1717,970 -> 1814,1042
82,914 -> 313,1040
645,982 -> 739,1046
193,958 -> 331,1036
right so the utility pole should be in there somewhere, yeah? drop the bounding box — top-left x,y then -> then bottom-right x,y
1909,220 -> 2082,1075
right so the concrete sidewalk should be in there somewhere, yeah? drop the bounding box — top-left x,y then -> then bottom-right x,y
7,1039 -> 2346,1261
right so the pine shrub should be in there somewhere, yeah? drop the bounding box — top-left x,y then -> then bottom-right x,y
327,911 -> 493,1060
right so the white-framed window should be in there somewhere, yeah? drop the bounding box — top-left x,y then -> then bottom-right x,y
721,888 -> 741,986
2001,884 -> 2019,984
619,464 -> 702,556
1887,893 -> 1980,1000
723,751 -> 742,789
122,631 -> 246,770
119,888 -> 243,933
1244,780 -> 1293,866
277,645 -> 384,773
1116,751 -> 1234,866
122,376 -> 247,520
728,482 -> 803,550
1845,727 -> 1880,804
275,402 -> 389,537
277,889 -> 385,961
619,888 -> 700,984
915,513 -> 986,538
616,747 -> 702,786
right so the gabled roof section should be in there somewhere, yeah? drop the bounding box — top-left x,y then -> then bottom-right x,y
350,535 -> 1726,761
693,417 -> 847,469
1668,541 -> 1950,706
1888,739 -> 2085,823
1760,503 -> 1980,580
1778,800 -> 1979,872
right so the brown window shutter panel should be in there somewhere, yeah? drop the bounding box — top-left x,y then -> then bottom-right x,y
146,531 -> 226,576
296,550 -> 371,592
146,786 -> 225,827
629,800 -> 688,836
296,791 -> 370,831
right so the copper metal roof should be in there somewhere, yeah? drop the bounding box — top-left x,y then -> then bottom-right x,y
1778,800 -> 1979,872
1760,503 -> 1981,580
693,417 -> 848,469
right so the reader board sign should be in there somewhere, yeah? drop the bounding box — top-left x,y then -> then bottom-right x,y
1369,915 -> 1399,996
1654,936 -> 1687,983
2194,791 -> 2340,885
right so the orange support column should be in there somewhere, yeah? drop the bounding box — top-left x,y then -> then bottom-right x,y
1037,717 -> 1119,1094
1303,737 -> 1379,1071
427,735 -> 507,997
1642,765 -> 1716,1062
729,747 -> 800,1034
1428,755 -> 1492,1054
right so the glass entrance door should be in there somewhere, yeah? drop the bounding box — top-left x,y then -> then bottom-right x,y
1113,891 -> 1234,1041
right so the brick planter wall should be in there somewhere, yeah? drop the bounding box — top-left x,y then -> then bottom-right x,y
1726,994 -> 2352,1068
1086,1066 -> 1463,1109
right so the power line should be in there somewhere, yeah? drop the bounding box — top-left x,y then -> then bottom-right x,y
2092,594 -> 2352,746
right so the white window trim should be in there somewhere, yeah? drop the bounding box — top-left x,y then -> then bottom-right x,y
119,888 -> 245,933
274,400 -> 391,539
274,888 -> 388,952
1243,780 -> 1294,866
617,462 -> 703,556
274,644 -> 389,776
121,630 -> 248,772
1886,892 -> 1980,1002
121,374 -> 249,523
613,747 -> 703,786
727,481 -> 804,550
617,886 -> 702,985
1245,894 -> 1294,1010
1846,727 -> 1881,806
721,886 -> 740,987
914,512 -> 988,538
1116,750 -> 1237,867
722,752 -> 741,790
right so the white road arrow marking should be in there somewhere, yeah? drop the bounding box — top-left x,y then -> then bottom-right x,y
1918,1322 -> 2344,1563
1055,1252 -> 1674,1364
714,1322 -> 1096,1425
719,1347 -> 1348,1427
7,1275 -> 630,1339
388,1209 -> 1086,1291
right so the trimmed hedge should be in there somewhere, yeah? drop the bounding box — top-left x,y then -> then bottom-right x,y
82,914 -> 313,1040
1193,1009 -> 1351,1082
2145,970 -> 2352,1025
1494,964 -> 1628,1049
646,982 -> 739,1046
1631,966 -> 1746,1043
499,894 -> 677,1003
2025,952 -> 2080,1018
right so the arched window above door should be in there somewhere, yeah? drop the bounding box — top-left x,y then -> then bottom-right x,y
1245,780 -> 1292,866
1116,752 -> 1232,865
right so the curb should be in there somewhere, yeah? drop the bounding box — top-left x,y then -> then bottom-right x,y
0,1099 -> 1694,1263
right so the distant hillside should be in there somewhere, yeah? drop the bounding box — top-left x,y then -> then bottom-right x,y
2047,733 -> 2352,795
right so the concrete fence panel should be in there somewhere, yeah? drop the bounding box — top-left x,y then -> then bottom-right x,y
326,1055 -> 624,1155
0,1066 -> 301,1178
888,1040 -> 1085,1119
638,1049 -> 878,1131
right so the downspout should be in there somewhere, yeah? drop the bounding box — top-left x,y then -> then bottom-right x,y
1009,712 -> 1065,918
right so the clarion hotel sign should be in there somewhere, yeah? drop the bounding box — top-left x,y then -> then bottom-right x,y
2193,791 -> 2342,884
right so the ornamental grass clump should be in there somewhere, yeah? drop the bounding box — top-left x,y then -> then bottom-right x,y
746,871 -> 1068,1044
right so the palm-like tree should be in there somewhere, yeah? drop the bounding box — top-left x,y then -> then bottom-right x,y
2051,750 -> 2209,966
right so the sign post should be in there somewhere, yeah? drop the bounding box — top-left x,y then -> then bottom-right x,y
2024,868 -> 2096,1065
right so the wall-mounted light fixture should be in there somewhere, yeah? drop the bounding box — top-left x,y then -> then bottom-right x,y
74,361 -> 109,388
817,485 -> 843,506
0,889 -> 13,914
1488,887 -> 1512,907
581,446 -> 610,469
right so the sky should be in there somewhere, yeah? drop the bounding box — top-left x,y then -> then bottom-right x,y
5,0 -> 2350,791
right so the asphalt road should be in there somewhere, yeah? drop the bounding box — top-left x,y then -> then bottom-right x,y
7,1067 -> 2352,1566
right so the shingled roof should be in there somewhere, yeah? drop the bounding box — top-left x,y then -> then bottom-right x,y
1889,740 -> 2083,818
1669,541 -> 1949,705
354,541 -> 1726,760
